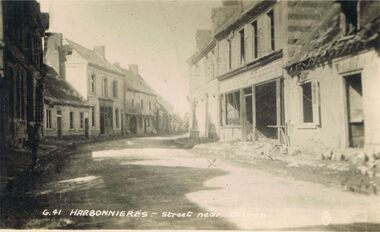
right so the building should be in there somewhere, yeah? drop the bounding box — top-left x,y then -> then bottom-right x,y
188,0 -> 334,142
43,66 -> 91,139
45,33 -> 125,137
189,0 -> 380,153
0,1 -> 49,152
118,65 -> 158,135
285,1 -> 380,151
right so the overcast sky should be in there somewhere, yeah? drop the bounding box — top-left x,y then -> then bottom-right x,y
39,0 -> 221,117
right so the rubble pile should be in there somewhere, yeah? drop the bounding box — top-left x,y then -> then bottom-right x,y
193,140 -> 380,194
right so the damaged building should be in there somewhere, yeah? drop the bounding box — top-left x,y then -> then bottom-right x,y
188,0 -> 379,151
0,1 -> 49,151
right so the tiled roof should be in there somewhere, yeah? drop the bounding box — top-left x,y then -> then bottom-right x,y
43,66 -> 90,107
65,39 -> 124,75
286,3 -> 380,73
118,67 -> 156,96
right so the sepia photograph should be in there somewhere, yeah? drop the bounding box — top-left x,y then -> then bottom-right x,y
0,0 -> 379,231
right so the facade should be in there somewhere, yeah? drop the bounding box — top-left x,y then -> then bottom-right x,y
45,33 -> 125,137
189,0 -> 380,152
0,1 -> 49,151
118,65 -> 158,135
285,1 -> 380,151
43,66 -> 91,139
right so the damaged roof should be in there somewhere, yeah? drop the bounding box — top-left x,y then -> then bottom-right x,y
43,66 -> 90,107
286,1 -> 380,73
65,39 -> 124,75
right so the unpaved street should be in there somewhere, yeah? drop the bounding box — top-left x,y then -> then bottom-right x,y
1,136 -> 379,230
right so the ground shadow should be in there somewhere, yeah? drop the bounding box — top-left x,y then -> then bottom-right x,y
0,152 -> 237,230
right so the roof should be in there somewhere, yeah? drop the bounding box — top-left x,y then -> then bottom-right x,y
286,2 -> 380,73
118,67 -> 157,96
43,66 -> 90,107
65,39 -> 124,76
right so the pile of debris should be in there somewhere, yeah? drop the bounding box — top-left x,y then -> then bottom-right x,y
193,140 -> 380,194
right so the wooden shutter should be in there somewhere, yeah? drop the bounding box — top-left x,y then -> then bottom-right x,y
312,80 -> 320,126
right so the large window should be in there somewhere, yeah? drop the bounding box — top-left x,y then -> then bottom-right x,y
46,109 -> 52,128
112,80 -> 118,98
301,82 -> 313,123
220,91 -> 240,126
102,78 -> 108,97
239,29 -> 245,64
69,112 -> 74,129
90,74 -> 96,94
299,81 -> 320,124
267,9 -> 275,51
251,21 -> 258,59
228,39 -> 232,70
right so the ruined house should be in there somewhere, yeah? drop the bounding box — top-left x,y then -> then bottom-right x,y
285,0 -> 380,151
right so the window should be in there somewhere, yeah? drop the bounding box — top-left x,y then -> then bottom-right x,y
141,100 -> 144,110
80,112 -> 84,129
228,39 -> 232,70
115,108 -> 119,128
90,74 -> 96,94
102,78 -> 108,96
340,0 -> 359,34
301,82 -> 313,123
252,21 -> 258,59
220,91 -> 240,126
92,107 -> 96,127
46,109 -> 52,128
299,81 -> 320,125
69,112 -> 74,129
239,29 -> 245,64
131,99 -> 134,108
267,10 -> 275,51
112,80 -> 118,98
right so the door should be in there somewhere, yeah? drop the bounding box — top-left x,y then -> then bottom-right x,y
346,74 -> 364,147
84,118 -> 89,138
57,116 -> 62,139
243,87 -> 253,140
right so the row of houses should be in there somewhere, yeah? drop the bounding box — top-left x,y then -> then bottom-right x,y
43,33 -> 180,140
188,0 -> 380,152
0,0 -> 181,153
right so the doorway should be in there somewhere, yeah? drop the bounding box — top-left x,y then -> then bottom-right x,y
56,110 -> 62,139
255,81 -> 277,139
345,73 -> 364,148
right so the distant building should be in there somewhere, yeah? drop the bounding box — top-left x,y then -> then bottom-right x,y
43,66 -> 91,139
118,65 -> 158,135
44,33 -> 125,136
0,1 -> 49,151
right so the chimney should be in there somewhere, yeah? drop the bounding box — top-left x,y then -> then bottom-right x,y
211,4 -> 239,33
195,30 -> 212,51
129,64 -> 139,75
45,32 -> 64,77
94,45 -> 105,59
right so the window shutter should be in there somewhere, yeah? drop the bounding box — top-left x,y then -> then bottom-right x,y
312,80 -> 320,126
297,84 -> 303,124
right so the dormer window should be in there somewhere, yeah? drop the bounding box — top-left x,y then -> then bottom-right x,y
340,0 -> 359,35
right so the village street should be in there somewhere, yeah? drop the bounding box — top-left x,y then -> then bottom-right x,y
1,136 -> 380,230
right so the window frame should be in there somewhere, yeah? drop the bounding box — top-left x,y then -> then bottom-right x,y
298,79 -> 320,128
69,111 -> 74,129
46,109 -> 52,129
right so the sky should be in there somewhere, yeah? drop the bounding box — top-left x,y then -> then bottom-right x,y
39,0 -> 221,117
